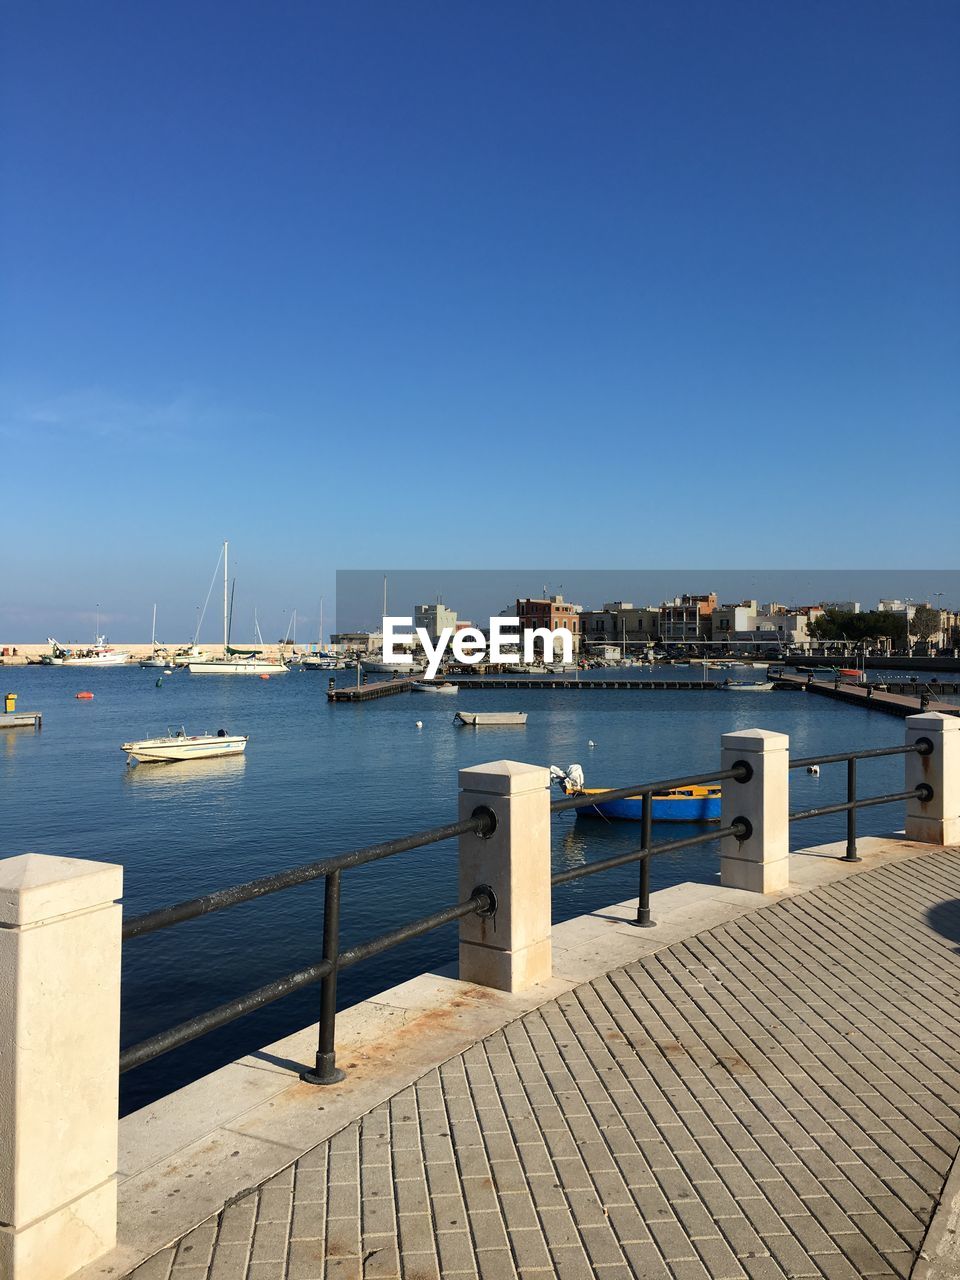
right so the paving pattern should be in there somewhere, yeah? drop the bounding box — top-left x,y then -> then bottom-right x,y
129,850 -> 960,1279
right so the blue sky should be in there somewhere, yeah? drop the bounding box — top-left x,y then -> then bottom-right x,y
2,1 -> 958,639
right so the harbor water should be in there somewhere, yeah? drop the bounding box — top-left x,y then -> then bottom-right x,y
0,663 -> 940,1113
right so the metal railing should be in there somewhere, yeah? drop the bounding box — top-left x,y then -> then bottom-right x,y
550,764 -> 753,928
119,739 -> 936,1088
789,739 -> 933,863
120,809 -> 499,1084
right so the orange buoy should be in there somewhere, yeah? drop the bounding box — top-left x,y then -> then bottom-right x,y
76,691 -> 94,700
259,674 -> 270,680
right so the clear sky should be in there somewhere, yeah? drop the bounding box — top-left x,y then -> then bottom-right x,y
2,1 -> 958,640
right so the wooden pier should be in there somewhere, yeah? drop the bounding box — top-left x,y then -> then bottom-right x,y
775,674 -> 960,718
327,677 -> 423,703
0,710 -> 42,730
449,677 -> 723,690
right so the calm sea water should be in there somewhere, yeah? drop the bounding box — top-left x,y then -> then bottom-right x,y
0,663 -> 932,1113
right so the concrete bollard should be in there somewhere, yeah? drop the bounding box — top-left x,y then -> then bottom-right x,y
720,729 -> 790,894
458,761 -> 552,993
905,713 -> 960,845
0,854 -> 122,1280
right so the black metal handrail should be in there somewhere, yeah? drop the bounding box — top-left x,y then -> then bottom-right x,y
120,810 -> 497,1084
788,738 -> 933,863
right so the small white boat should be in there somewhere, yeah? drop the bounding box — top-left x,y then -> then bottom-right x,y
412,681 -> 458,693
723,680 -> 774,692
455,710 -> 527,726
121,728 -> 248,763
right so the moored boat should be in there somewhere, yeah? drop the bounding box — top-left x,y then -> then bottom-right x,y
552,765 -> 720,821
455,710 -> 527,725
723,679 -> 774,692
44,636 -> 130,666
121,728 -> 248,763
412,681 -> 458,693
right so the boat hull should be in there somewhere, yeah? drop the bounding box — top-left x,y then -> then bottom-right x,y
571,786 -> 721,822
187,660 -> 289,675
455,711 -> 527,725
412,682 -> 458,693
121,734 -> 248,763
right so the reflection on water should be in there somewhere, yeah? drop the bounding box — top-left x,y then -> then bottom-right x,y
123,754 -> 247,791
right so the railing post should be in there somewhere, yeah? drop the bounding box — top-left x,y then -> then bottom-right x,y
300,869 -> 345,1086
0,853 -> 122,1280
720,729 -> 790,894
458,760 -> 551,992
905,712 -> 960,844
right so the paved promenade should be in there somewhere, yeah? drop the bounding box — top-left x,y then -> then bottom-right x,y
128,849 -> 960,1280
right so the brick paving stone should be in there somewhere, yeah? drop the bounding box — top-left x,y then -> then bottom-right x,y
123,850 -> 960,1280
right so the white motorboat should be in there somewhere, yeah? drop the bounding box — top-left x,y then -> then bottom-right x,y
44,636 -> 130,666
455,710 -> 527,726
723,680 -> 774,692
412,681 -> 458,693
187,542 -> 289,675
121,728 -> 248,763
171,645 -> 209,666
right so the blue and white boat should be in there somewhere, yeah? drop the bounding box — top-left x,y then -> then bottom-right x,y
551,765 -> 720,821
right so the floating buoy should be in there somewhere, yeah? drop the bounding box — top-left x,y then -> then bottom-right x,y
807,764 -> 820,776
155,677 -> 163,688
76,691 -> 94,700
415,720 -> 423,728
588,739 -> 596,747
259,674 -> 270,680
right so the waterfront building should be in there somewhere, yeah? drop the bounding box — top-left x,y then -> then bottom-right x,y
658,593 -> 717,642
414,602 -> 458,643
580,602 -> 659,652
516,595 -> 582,653
330,630 -> 383,654
710,601 -> 821,649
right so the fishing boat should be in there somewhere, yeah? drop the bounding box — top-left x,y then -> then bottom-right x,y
412,681 -> 458,693
187,543 -> 289,675
43,636 -> 130,666
551,766 -> 720,821
722,679 -> 774,692
455,710 -> 527,726
120,728 -> 248,764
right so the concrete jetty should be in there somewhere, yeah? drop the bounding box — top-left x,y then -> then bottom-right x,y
777,673 -> 960,718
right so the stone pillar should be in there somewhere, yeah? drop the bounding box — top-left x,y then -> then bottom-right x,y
720,729 -> 790,894
458,761 -> 552,993
0,854 -> 123,1280
905,713 -> 960,845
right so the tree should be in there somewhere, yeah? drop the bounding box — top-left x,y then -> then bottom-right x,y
809,609 -> 907,646
910,605 -> 941,644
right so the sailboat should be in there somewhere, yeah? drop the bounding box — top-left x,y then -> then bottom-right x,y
139,605 -> 168,668
301,599 -> 344,669
187,543 -> 290,675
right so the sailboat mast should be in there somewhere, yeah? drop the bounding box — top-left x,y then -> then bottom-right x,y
319,597 -> 323,648
151,603 -> 157,654
223,541 -> 229,654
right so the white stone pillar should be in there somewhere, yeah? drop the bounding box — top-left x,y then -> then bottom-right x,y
905,713 -> 960,845
458,760 -> 552,993
720,729 -> 790,894
0,854 -> 123,1280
